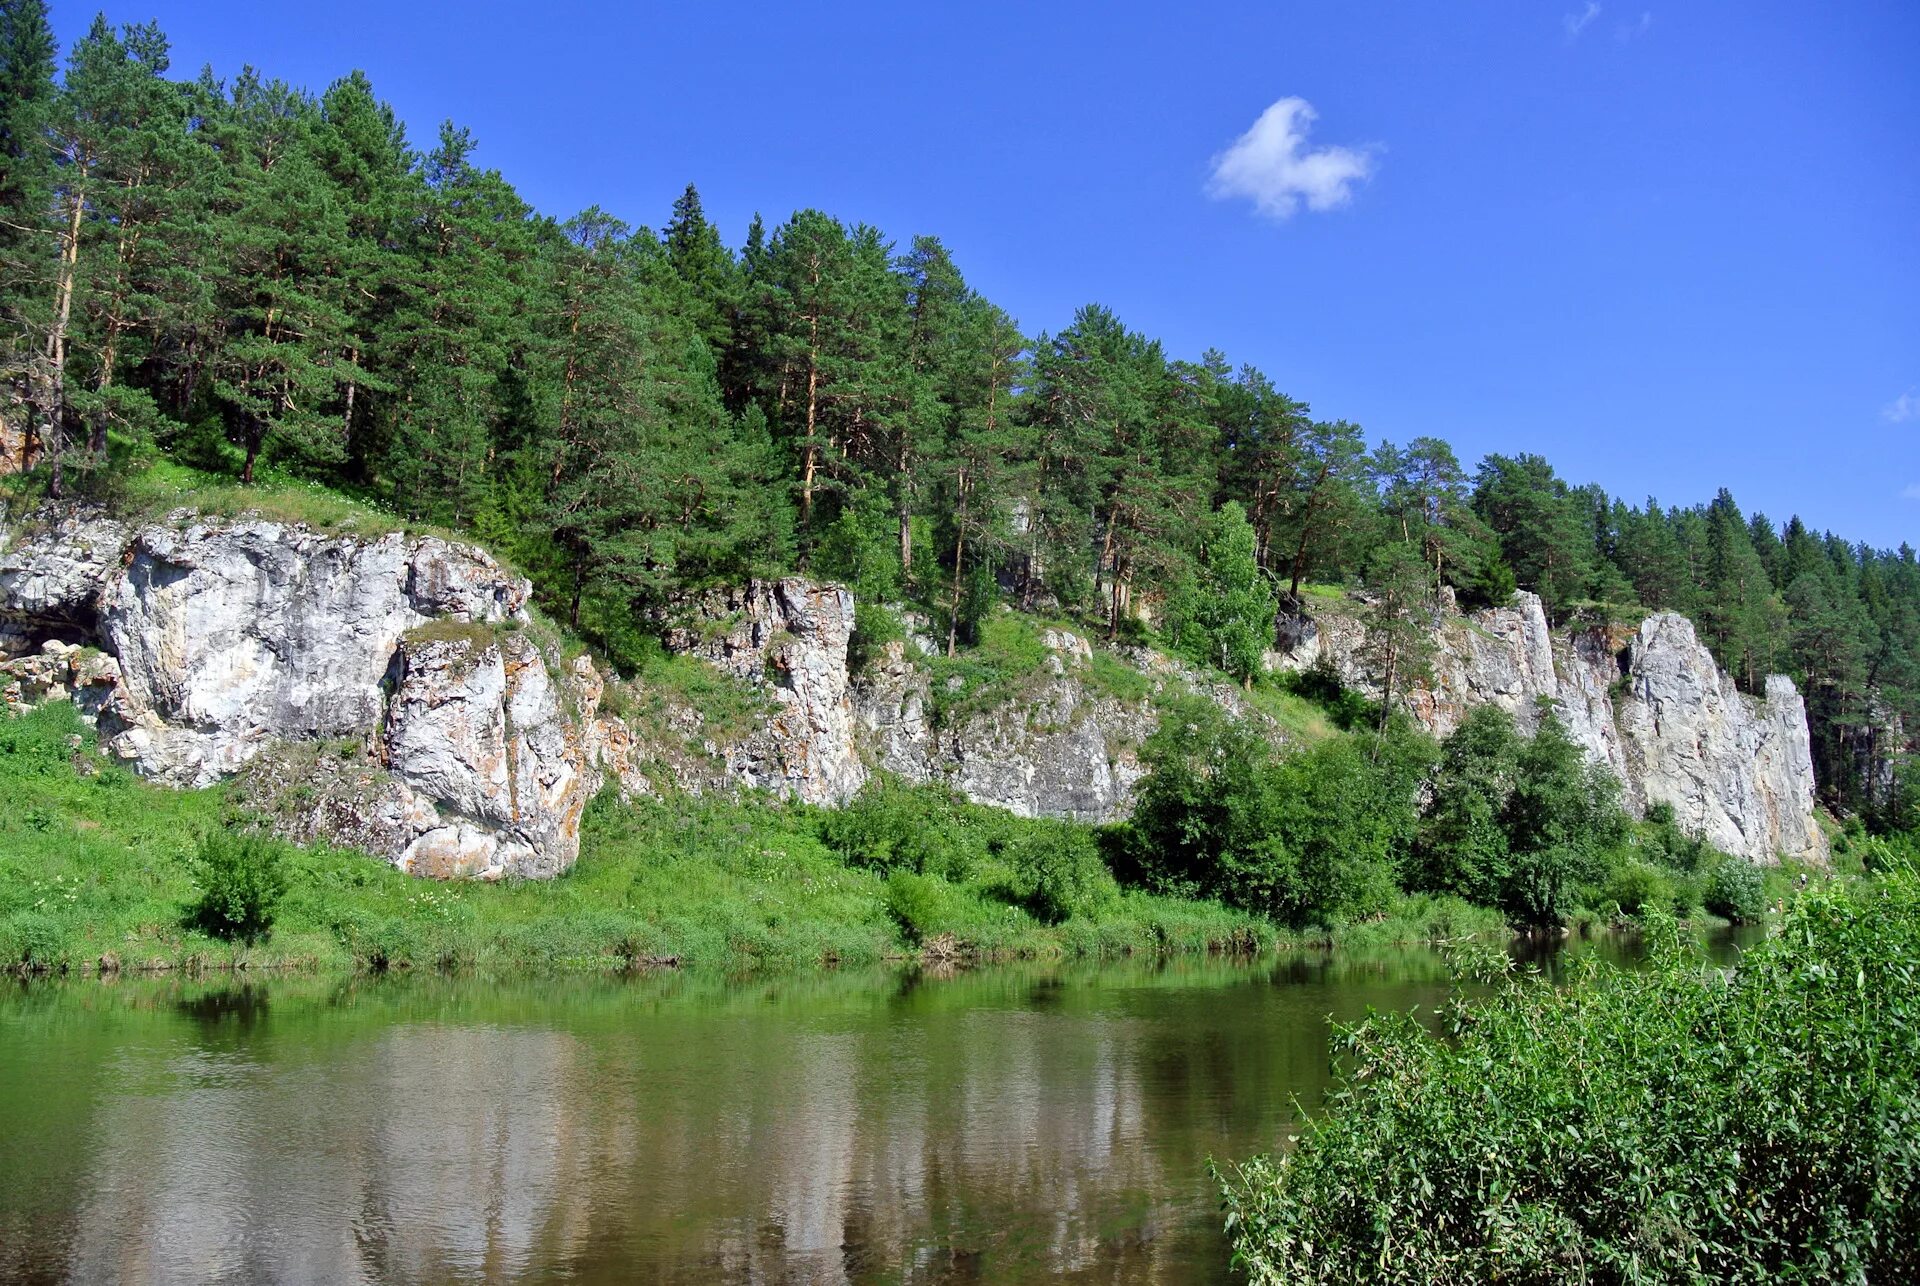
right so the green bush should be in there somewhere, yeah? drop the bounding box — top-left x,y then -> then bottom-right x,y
1004,821 -> 1117,924
1602,857 -> 1675,917
1220,876 -> 1920,1282
883,870 -> 952,944
1704,858 -> 1766,922
1118,697 -> 1434,926
847,599 -> 905,672
190,832 -> 289,945
1412,705 -> 1626,924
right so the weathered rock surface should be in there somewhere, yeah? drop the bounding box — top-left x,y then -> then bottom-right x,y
2,502 -> 1831,877
660,579 -> 866,805
1272,591 -> 1827,864
0,507 -> 609,879
852,636 -> 1160,823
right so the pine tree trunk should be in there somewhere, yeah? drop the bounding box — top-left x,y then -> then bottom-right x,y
799,320 -> 820,532
947,469 -> 969,658
43,182 -> 86,498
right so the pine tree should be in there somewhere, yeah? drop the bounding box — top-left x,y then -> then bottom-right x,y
1698,489 -> 1783,690
1360,541 -> 1437,728
0,0 -> 55,362
203,71 -> 363,482
1165,500 -> 1276,684
310,70 -> 411,478
1472,453 -> 1597,616
661,182 -> 737,360
381,121 -> 535,524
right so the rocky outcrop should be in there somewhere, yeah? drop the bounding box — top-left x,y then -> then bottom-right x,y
1272,591 -> 1827,864
1,501 -> 1831,878
1616,620 -> 1824,865
0,507 -> 613,879
659,579 -> 866,805
853,634 -> 1159,823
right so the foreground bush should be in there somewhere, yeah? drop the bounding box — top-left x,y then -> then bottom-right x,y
1219,875 -> 1920,1283
190,832 -> 289,944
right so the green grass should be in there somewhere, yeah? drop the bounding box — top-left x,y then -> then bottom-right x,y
400,617 -> 499,650
1241,677 -> 1338,743
924,610 -> 1058,727
1295,581 -> 1349,603
0,703 -> 1274,976
623,644 -> 774,744
113,459 -> 444,537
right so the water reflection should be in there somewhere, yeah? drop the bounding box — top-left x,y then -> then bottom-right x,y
0,935 -> 1754,1284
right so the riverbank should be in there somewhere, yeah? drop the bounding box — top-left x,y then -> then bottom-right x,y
2,702 -> 1524,977
1220,869 -> 1919,1281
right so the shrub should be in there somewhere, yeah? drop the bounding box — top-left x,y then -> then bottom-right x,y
1119,699 -> 1434,926
847,599 -> 904,672
1602,857 -> 1675,917
1220,876 -> 1920,1283
190,832 -> 289,945
1005,821 -> 1117,924
883,870 -> 951,944
819,776 -> 1004,881
1704,858 -> 1766,922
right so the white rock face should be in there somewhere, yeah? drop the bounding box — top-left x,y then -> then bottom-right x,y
1,502 -> 1832,877
1273,593 -> 1828,864
377,630 -> 595,880
1616,615 -> 1825,865
93,517 -> 527,785
661,579 -> 866,805
0,506 -> 609,879
853,635 -> 1159,823
851,626 -> 1260,824
0,510 -> 130,640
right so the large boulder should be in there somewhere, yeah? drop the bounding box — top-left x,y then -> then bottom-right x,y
0,506 -> 609,879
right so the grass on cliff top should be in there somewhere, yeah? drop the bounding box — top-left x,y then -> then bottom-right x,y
0,703 -> 1279,976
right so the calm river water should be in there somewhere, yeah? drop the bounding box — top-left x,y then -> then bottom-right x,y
0,936 -> 1748,1284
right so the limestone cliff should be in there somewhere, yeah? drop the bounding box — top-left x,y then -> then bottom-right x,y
850,630 -> 1264,824
0,507 -> 618,878
1,504 -> 1828,879
1272,590 -> 1827,864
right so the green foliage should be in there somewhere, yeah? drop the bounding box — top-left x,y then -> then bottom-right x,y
1163,500 -> 1276,683
1411,705 -> 1627,924
1003,820 -> 1118,924
923,610 -> 1053,726
1221,875 -> 1920,1283
1601,857 -> 1677,917
1118,698 -> 1433,926
189,831 -> 289,944
1703,858 -> 1766,922
0,705 -> 1264,974
0,6 -> 1909,817
1278,656 -> 1379,732
846,598 -> 904,673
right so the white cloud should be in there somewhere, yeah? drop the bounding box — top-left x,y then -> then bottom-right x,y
1615,10 -> 1654,41
1206,98 -> 1375,221
1564,2 -> 1602,40
1901,484 -> 1920,502
1886,390 -> 1920,423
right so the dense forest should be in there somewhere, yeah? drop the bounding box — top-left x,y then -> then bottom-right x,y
0,4 -> 1914,827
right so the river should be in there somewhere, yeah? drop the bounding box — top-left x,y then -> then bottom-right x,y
0,934 -> 1752,1284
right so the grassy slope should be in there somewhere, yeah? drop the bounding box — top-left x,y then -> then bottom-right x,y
0,704 -> 1284,975
0,473 -> 1498,977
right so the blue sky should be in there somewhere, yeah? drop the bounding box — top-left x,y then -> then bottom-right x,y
53,0 -> 1920,547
